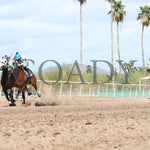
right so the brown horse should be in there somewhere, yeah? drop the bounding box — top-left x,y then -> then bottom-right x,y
0,58 -> 41,106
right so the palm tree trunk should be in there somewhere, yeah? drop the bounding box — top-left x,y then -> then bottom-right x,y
142,25 -> 145,77
111,1 -> 114,82
80,2 -> 83,73
117,22 -> 121,73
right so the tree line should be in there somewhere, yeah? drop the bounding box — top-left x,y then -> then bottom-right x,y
76,0 -> 150,78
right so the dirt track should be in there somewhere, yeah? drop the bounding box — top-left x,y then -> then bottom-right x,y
0,96 -> 150,150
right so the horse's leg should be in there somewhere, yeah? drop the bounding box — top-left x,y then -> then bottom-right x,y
3,90 -> 16,106
16,87 -> 30,99
30,78 -> 41,97
33,84 -> 41,97
25,86 -> 32,96
22,90 -> 25,104
9,89 -> 16,102
27,70 -> 41,97
19,86 -> 32,96
16,88 -> 22,99
3,90 -> 10,101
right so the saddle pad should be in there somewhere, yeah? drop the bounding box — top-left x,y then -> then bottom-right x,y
23,69 -> 32,77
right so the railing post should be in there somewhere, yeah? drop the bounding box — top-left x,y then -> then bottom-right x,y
79,84 -> 82,96
142,86 -> 145,97
148,85 -> 150,97
70,83 -> 72,96
60,82 -> 63,97
113,84 -> 116,97
39,81 -> 42,94
121,85 -> 124,97
129,85 -> 132,98
89,85 -> 92,96
106,84 -> 108,96
135,85 -> 138,97
97,85 -> 100,97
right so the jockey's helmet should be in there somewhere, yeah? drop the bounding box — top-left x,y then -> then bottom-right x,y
15,52 -> 21,60
2,55 -> 9,60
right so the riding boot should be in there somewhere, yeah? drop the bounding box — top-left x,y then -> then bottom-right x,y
24,67 -> 30,77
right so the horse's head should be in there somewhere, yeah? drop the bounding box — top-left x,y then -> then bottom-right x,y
0,58 -> 8,70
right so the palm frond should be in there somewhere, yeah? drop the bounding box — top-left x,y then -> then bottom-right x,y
111,0 -> 126,23
77,0 -> 86,4
106,0 -> 115,3
138,5 -> 150,27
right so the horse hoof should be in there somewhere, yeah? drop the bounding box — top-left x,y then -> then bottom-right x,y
22,103 -> 26,105
9,103 -> 16,107
28,92 -> 32,96
21,103 -> 28,107
38,94 -> 41,97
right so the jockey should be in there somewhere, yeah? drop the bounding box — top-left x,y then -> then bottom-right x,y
14,52 -> 31,77
2,55 -> 10,65
2,55 -> 13,71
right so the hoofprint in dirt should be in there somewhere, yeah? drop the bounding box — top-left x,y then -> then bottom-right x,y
0,96 -> 150,150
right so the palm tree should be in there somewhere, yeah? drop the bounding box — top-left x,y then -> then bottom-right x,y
110,1 -> 126,73
137,5 -> 150,77
106,0 -> 115,82
76,0 -> 86,73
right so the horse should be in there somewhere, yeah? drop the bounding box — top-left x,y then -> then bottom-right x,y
6,65 -> 32,99
0,58 -> 41,106
7,62 -> 32,99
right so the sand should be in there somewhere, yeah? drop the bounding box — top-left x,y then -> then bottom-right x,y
0,96 -> 150,150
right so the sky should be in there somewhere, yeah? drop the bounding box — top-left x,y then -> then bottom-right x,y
0,0 -> 150,72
